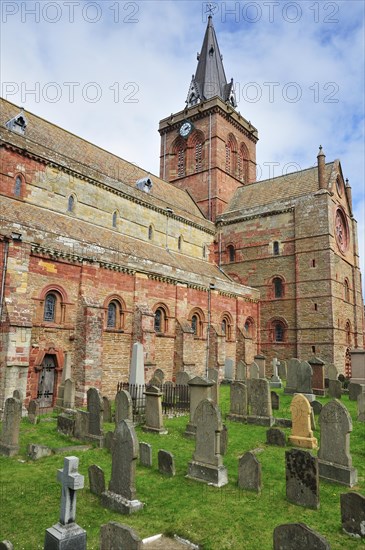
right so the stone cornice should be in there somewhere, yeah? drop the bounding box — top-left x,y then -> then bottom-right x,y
217,206 -> 295,226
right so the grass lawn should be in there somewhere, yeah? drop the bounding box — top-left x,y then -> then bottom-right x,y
0,387 -> 364,549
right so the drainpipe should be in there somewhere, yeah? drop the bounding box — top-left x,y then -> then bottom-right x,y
208,113 -> 212,221
0,237 -> 10,320
205,283 -> 215,377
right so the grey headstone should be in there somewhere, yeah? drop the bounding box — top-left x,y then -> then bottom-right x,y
228,382 -> 247,421
158,450 -> 175,476
57,413 -> 76,437
102,396 -> 112,423
100,522 -> 142,550
273,523 -> 330,549
0,397 -> 22,457
220,424 -> 228,456
358,393 -> 365,422
249,362 -> 259,380
208,368 -> 219,404
318,399 -> 358,487
340,492 -> 365,538
224,358 -> 234,380
63,379 -> 75,409
271,391 -> 279,410
297,361 -> 313,394
129,342 -> 145,386
12,389 -> 23,401
238,451 -> 262,492
74,410 -> 89,439
27,443 -> 53,460
153,369 -> 165,383
115,390 -> 133,424
236,360 -> 246,381
88,464 -> 105,496
328,364 -> 338,381
266,428 -> 286,447
328,379 -> 342,399
143,386 -> 167,434
285,449 -> 319,509
348,383 -> 364,401
247,378 -> 274,426
175,371 -> 191,385
28,399 -> 39,424
311,400 -> 323,415
139,442 -> 152,467
285,358 -> 300,394
278,360 -> 287,380
104,431 -> 114,451
185,376 -> 214,438
87,388 -> 103,437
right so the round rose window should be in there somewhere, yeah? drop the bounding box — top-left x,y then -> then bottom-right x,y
335,208 -> 349,253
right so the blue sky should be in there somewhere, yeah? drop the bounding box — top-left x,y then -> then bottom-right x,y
1,0 -> 364,289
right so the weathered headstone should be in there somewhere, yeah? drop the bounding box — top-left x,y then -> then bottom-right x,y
318,399 -> 358,487
63,379 -> 75,409
74,410 -> 89,440
44,456 -> 86,549
288,394 -> 317,449
185,376 -> 214,437
129,342 -> 145,386
358,392 -> 365,422
328,364 -> 338,381
297,361 -> 315,401
227,382 -> 247,422
348,383 -> 364,401
278,360 -> 287,380
87,388 -> 104,444
143,386 -> 167,434
0,397 -> 22,457
102,396 -> 112,423
328,379 -> 342,399
139,442 -> 152,467
247,378 -> 274,426
249,362 -> 259,380
340,492 -> 365,538
236,360 -> 247,381
285,449 -> 319,509
266,427 -> 286,447
28,399 -> 39,424
12,389 -> 23,401
224,358 -> 234,381
115,390 -> 133,424
153,369 -> 165,383
27,443 -> 53,460
58,412 -> 76,437
158,450 -> 175,476
208,368 -> 219,405
220,424 -> 228,456
187,399 -> 228,487
175,371 -> 191,386
104,431 -> 114,451
100,522 -> 142,550
311,400 -> 323,415
101,420 -> 143,514
308,356 -> 325,396
254,354 -> 266,378
270,357 -> 282,388
273,523 -> 330,549
238,451 -> 262,492
285,358 -> 300,394
271,391 -> 279,410
88,464 -> 105,496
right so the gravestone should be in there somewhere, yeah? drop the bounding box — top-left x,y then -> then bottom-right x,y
28,399 -> 39,424
328,364 -> 338,381
208,368 -> 219,404
236,360 -> 247,381
285,449 -> 319,509
100,522 -> 142,550
358,393 -> 365,422
278,360 -> 287,380
348,383 -> 364,401
254,354 -> 266,378
27,443 -> 53,460
101,420 -> 143,514
224,358 -> 234,381
273,523 -> 330,550
0,397 -> 22,457
185,376 -> 214,438
238,451 -> 262,492
143,386 -> 167,434
271,391 -> 279,410
318,399 -> 358,486
63,379 -> 75,409
308,356 -> 325,396
74,410 -> 89,440
58,413 -> 76,437
288,394 -> 317,449
87,388 -> 104,444
153,369 -> 165,383
270,357 -> 282,388
12,389 -> 23,401
285,358 -> 300,394
115,390 -> 133,424
247,378 -> 274,426
102,397 -> 112,423
266,427 -> 286,447
104,431 -> 114,451
44,456 -> 86,549
297,361 -> 315,401
175,371 -> 191,386
340,492 -> 365,538
187,399 -> 228,487
129,342 -> 145,386
139,442 -> 152,467
311,400 -> 322,415
249,362 -> 259,380
220,424 -> 228,456
227,382 -> 247,422
328,379 -> 342,399
158,450 -> 175,476
88,464 -> 105,496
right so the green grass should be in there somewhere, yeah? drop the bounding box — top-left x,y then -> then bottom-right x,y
0,387 -> 364,549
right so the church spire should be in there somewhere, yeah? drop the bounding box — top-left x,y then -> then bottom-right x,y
186,15 -> 237,108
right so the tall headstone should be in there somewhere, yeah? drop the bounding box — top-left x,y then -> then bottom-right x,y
247,378 -> 274,426
101,420 -> 143,514
87,388 -> 104,445
271,391 -> 279,410
318,399 -> 358,487
88,464 -> 105,496
175,371 -> 191,386
100,522 -> 142,550
285,449 -> 319,509
187,399 -> 228,487
63,379 -> 75,409
0,397 -> 22,457
143,386 -> 167,434
289,394 -> 317,449
254,354 -> 266,378
270,358 -> 282,388
358,392 -> 365,422
158,450 -> 175,476
236,360 -> 247,381
115,390 -> 133,424
328,379 -> 342,399
285,358 -> 300,394
208,368 -> 219,405
308,356 -> 325,396
328,364 -> 338,381
224,358 -> 234,381
153,369 -> 165,384
350,349 -> 365,384
340,492 -> 365,538
249,362 -> 259,380
278,360 -> 287,380
74,410 -> 89,440
44,456 -> 86,549
185,376 -> 214,438
28,399 -> 39,425
348,383 -> 364,401
297,361 -> 315,401
129,343 -> 145,386
102,397 -> 112,423
273,523 -> 330,550
238,451 -> 262,492
139,442 -> 152,467
227,382 -> 247,422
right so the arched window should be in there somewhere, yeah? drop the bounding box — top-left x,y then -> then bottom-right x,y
148,225 -> 153,240
105,298 -> 124,330
190,309 -> 204,338
344,278 -> 350,302
226,134 -> 237,175
14,175 -> 22,196
225,143 -> 232,173
244,318 -> 254,338
227,245 -> 235,263
67,195 -> 75,212
273,241 -> 280,256
274,322 -> 285,342
273,277 -> 284,298
44,293 -> 57,322
191,314 -> 198,335
221,314 -> 232,340
112,211 -> 118,228
238,143 -> 249,183
154,306 -> 168,333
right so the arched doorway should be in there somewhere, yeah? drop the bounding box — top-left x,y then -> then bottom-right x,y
37,354 -> 56,407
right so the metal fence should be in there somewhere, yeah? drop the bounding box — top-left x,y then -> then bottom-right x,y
117,382 -> 190,424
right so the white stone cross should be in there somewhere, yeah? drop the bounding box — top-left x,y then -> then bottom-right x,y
272,357 -> 278,378
57,456 -> 84,525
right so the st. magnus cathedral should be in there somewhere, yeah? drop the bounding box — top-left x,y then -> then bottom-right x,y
0,16 -> 364,410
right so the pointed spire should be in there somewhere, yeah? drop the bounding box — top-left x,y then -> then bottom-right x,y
186,16 -> 237,108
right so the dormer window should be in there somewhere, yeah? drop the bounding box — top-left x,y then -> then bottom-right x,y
6,111 -> 28,135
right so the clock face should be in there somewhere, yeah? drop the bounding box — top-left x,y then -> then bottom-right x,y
335,208 -> 349,254
179,121 -> 193,138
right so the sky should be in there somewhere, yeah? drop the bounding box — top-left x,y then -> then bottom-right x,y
1,0 -> 364,289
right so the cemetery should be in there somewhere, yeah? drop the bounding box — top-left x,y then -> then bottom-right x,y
0,361 -> 364,550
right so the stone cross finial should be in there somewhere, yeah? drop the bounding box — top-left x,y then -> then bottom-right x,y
57,456 -> 84,525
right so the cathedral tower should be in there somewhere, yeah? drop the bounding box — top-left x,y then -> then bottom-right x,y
159,16 -> 258,222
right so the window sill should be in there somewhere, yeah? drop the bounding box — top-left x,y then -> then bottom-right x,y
104,329 -> 124,333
